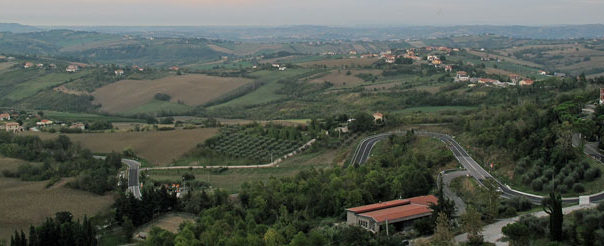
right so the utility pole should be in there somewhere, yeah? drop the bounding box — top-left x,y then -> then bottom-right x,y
385,219 -> 389,236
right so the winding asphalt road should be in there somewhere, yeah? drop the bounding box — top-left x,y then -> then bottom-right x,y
123,159 -> 142,199
93,156 -> 142,199
351,131 -> 604,204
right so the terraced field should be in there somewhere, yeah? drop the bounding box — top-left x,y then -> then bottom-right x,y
209,128 -> 304,162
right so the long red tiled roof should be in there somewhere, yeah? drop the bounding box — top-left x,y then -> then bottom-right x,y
407,195 -> 438,207
346,195 -> 437,214
346,200 -> 411,213
359,204 -> 433,223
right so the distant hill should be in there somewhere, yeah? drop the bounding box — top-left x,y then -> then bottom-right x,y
0,23 -> 41,33
52,24 -> 604,41
0,29 -> 226,65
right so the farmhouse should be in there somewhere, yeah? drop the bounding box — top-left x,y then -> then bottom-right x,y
278,66 -> 287,71
346,195 -> 438,233
169,66 -> 180,71
0,113 -> 10,121
456,71 -> 470,82
373,112 -> 384,123
509,74 -> 521,83
444,65 -> 453,72
114,69 -> 125,76
4,122 -> 23,132
23,62 -> 34,69
66,64 -> 79,73
519,79 -> 534,86
36,120 -> 54,127
70,123 -> 86,130
478,78 -> 500,84
383,54 -> 396,64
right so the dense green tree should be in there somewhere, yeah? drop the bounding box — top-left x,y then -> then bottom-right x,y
502,222 -> 530,246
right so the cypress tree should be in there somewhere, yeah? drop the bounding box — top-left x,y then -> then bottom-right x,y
543,192 -> 563,241
29,225 -> 37,246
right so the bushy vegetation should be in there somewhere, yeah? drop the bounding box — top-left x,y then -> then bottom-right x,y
455,90 -> 602,194
0,132 -> 122,194
502,202 -> 604,246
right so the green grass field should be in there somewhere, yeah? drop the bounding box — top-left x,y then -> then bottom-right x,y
6,71 -> 91,101
396,106 -> 479,113
44,111 -> 142,122
124,100 -> 193,115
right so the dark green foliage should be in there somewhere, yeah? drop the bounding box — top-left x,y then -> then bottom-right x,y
11,212 -> 96,246
86,121 -> 112,130
159,117 -> 174,124
348,112 -> 375,132
502,222 -> 530,246
543,192 -> 563,241
154,93 -> 171,101
113,186 -> 178,227
355,73 -> 379,82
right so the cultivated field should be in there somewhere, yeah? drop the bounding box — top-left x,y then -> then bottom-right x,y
27,128 -> 219,166
309,69 -> 381,87
300,57 -> 379,68
92,74 -> 252,113
0,176 -> 114,241
0,157 -> 38,172
0,62 -> 15,72
135,212 -> 196,235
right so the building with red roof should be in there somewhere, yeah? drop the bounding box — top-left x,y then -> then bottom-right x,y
346,195 -> 437,233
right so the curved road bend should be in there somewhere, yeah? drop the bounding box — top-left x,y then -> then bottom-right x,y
93,156 -> 142,199
351,131 -> 604,204
439,170 -> 469,215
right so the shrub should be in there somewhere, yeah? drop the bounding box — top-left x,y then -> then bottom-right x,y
531,178 -> 543,191
563,175 -> 576,187
573,183 -> 585,193
501,206 -> 517,217
154,93 -> 171,101
585,167 -> 601,181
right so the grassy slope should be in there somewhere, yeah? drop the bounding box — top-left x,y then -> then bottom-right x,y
147,149 -> 336,193
124,100 -> 193,115
4,70 -> 90,101
44,111 -> 142,122
210,69 -> 311,108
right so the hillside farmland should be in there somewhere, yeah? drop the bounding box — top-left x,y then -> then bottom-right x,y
28,128 -> 219,166
92,74 -> 252,114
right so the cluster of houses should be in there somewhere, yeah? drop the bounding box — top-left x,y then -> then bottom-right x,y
23,62 -> 58,70
271,64 -> 287,71
455,71 -> 534,87
164,183 -> 187,198
0,113 -> 22,133
66,64 -> 79,73
0,55 -> 15,61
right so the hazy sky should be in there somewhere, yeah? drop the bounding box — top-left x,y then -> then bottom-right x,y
1,0 -> 603,26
